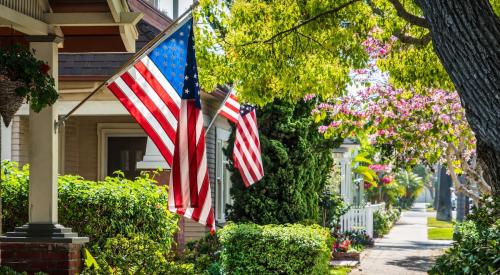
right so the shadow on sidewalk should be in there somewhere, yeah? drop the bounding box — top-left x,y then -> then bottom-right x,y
386,255 -> 438,272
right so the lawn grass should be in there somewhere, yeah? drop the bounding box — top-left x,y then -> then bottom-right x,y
428,227 -> 453,240
427,217 -> 454,240
427,217 -> 453,228
329,266 -> 353,275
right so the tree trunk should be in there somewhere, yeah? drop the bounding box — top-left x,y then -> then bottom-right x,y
433,166 -> 440,210
436,166 -> 452,221
417,0 -> 500,195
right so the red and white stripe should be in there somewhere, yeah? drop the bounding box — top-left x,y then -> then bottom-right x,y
233,108 -> 264,187
168,103 -> 215,231
219,90 -> 240,124
107,56 -> 181,167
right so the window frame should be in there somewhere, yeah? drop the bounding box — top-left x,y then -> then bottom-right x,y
215,127 -> 232,223
97,123 -> 146,181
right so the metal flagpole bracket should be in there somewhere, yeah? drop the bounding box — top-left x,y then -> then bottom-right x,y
205,85 -> 234,135
54,115 -> 66,133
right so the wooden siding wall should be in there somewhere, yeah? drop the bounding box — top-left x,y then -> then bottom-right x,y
11,116 -> 29,166
64,116 -> 136,180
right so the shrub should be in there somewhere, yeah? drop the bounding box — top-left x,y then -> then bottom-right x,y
430,196 -> 500,274
82,234 -> 195,275
226,100 -> 340,224
182,233 -> 221,274
319,188 -> 349,229
342,230 -> 374,247
373,208 -> 400,238
1,161 -> 178,249
218,223 -> 333,275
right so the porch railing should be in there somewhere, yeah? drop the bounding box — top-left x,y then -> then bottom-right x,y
0,0 -> 44,21
339,203 -> 385,238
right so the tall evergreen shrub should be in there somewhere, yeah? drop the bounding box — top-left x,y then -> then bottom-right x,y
226,100 -> 339,224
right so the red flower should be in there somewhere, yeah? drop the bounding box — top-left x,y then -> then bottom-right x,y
39,63 -> 50,75
381,176 -> 392,185
364,182 -> 372,189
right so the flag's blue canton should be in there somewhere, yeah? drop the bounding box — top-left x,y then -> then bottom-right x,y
148,18 -> 192,98
240,104 -> 255,116
182,19 -> 202,109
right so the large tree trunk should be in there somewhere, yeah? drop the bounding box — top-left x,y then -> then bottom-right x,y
417,0 -> 500,195
437,166 -> 452,221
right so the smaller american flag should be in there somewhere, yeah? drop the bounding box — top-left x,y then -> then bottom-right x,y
233,104 -> 264,187
219,90 -> 240,124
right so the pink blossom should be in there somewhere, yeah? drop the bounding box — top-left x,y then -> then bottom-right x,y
439,114 -> 451,124
318,125 -> 328,134
418,122 -> 433,132
303,94 -> 316,102
381,176 -> 392,184
330,121 -> 341,127
369,164 -> 388,172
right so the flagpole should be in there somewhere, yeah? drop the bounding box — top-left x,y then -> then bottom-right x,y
205,87 -> 233,136
55,1 -> 200,129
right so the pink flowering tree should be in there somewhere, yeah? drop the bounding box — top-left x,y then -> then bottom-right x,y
309,34 -> 490,201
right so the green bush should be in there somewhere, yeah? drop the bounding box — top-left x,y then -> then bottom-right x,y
82,234 -> 195,275
430,196 -> 500,274
226,100 -> 340,224
182,233 -> 221,274
373,208 -> 401,238
1,161 -> 178,249
218,223 -> 333,275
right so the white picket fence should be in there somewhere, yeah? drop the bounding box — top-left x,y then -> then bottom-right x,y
339,203 -> 385,238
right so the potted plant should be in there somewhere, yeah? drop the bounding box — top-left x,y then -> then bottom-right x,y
332,238 -> 361,261
0,44 -> 58,126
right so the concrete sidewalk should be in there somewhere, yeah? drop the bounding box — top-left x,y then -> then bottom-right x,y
350,203 -> 452,275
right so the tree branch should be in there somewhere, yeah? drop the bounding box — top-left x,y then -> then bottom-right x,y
296,31 -> 336,55
393,31 -> 431,46
445,142 -> 481,201
387,0 -> 429,28
236,0 -> 361,47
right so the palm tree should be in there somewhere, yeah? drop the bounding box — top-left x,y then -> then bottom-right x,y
395,170 -> 424,209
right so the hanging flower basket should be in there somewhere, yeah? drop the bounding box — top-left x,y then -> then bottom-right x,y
0,44 -> 58,127
0,74 -> 24,127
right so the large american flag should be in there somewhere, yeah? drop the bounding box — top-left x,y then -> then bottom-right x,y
233,104 -> 264,187
107,18 -> 214,230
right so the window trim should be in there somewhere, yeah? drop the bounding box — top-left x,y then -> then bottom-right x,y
215,127 -> 232,223
97,123 -> 146,181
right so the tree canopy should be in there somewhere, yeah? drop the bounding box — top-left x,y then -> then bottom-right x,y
195,0 -> 500,195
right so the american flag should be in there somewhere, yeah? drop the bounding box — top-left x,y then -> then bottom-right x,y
219,90 -> 240,124
108,18 -> 214,230
233,104 -> 264,187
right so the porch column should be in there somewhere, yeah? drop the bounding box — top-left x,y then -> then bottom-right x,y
1,122 -> 12,161
0,36 -> 88,275
28,38 -> 59,224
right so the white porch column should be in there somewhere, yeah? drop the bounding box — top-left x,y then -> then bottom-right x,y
1,122 -> 12,160
28,38 -> 59,224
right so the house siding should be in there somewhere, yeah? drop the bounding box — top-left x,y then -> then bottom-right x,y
11,116 -> 29,166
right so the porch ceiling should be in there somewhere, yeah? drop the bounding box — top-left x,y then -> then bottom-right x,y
0,0 -> 142,53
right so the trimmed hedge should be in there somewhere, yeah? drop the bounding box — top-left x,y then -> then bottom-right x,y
1,162 -> 178,248
218,223 -> 333,275
373,208 -> 401,237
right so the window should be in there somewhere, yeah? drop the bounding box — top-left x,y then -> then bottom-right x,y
107,136 -> 147,179
143,0 -> 193,19
215,128 -> 232,223
97,123 -> 147,180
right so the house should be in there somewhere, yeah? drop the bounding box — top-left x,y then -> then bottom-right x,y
333,140 -> 385,237
0,0 -> 235,272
